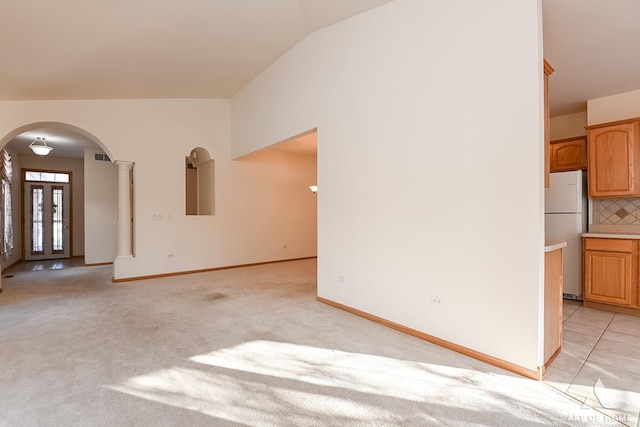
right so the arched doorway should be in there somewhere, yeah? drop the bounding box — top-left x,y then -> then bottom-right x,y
0,122 -> 122,277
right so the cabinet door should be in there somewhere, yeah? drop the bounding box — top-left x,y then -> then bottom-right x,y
550,137 -> 587,172
584,250 -> 633,305
588,122 -> 640,197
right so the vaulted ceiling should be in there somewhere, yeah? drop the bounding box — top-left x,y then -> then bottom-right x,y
2,0 -> 640,156
542,0 -> 640,117
0,0 -> 392,101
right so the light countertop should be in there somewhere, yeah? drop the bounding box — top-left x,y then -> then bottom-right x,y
545,241 -> 567,252
582,232 -> 640,240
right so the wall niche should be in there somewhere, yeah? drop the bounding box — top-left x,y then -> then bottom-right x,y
186,147 -> 214,215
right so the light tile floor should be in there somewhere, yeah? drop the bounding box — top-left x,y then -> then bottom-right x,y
3,257 -> 85,276
545,300 -> 640,425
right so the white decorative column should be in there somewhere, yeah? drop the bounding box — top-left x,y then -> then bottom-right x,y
116,161 -> 133,258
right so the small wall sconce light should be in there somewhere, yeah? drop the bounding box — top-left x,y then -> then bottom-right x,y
29,137 -> 53,156
309,185 -> 318,195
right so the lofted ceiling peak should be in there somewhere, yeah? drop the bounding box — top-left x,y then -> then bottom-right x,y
0,0 -> 393,101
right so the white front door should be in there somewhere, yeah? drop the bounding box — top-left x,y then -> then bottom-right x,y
24,182 -> 71,260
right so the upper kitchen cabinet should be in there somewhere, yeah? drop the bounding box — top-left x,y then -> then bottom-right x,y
544,60 -> 554,188
587,118 -> 640,198
550,136 -> 587,172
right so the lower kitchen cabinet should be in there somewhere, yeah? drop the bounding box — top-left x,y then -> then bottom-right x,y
583,237 -> 638,308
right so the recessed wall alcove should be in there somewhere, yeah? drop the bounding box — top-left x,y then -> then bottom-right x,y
186,147 -> 215,215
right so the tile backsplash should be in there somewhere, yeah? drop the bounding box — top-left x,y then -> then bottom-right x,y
594,198 -> 640,225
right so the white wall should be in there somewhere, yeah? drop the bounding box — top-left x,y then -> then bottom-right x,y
18,154 -> 85,257
550,111 -> 587,140
0,99 -> 317,279
84,149 -> 117,264
231,0 -> 545,371
232,149 -> 317,259
587,88 -> 640,125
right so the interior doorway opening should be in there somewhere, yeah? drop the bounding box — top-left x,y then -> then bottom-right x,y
234,128 -> 318,268
0,122 -> 120,278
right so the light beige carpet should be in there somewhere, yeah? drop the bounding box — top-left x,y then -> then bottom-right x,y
0,259 -> 611,426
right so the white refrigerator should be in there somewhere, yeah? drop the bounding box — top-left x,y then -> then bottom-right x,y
545,170 -> 588,300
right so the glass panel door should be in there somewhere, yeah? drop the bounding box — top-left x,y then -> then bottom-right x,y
52,186 -> 64,254
24,182 -> 70,260
31,185 -> 44,255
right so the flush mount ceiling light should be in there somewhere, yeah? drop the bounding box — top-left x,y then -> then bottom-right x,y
29,137 -> 53,156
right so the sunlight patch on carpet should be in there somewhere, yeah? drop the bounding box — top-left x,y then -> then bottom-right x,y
108,340 -> 610,425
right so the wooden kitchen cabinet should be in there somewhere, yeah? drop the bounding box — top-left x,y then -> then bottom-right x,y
544,247 -> 563,365
583,238 -> 638,306
544,60 -> 554,188
587,118 -> 640,198
550,136 -> 587,172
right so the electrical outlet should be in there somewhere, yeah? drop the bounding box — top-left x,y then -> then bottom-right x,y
337,275 -> 345,283
167,253 -> 174,259
152,213 -> 163,221
430,295 -> 442,306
